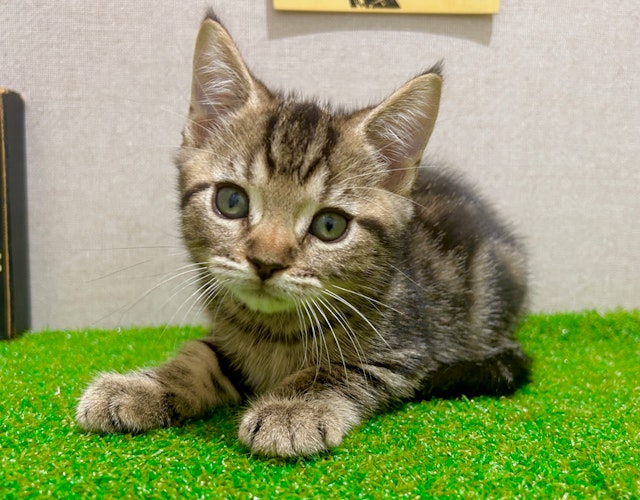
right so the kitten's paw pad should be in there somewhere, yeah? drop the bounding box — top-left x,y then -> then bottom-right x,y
76,372 -> 170,434
238,398 -> 348,457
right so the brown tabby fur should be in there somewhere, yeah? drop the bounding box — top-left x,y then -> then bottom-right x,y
76,11 -> 530,457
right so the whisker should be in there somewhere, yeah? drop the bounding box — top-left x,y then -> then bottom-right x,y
311,297 -> 347,379
167,275 -> 225,328
90,262 -> 206,327
349,184 -> 431,213
388,263 -> 431,295
86,252 -> 194,283
323,289 -> 391,349
299,299 -> 323,380
332,284 -> 405,317
317,295 -> 368,371
81,245 -> 186,252
201,284 -> 232,328
154,270 -> 210,320
197,277 -> 232,320
288,294 -> 311,368
339,165 -> 418,185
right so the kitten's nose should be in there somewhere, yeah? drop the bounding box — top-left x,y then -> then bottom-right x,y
248,257 -> 287,281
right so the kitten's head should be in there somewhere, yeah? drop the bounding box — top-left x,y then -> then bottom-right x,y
176,14 -> 441,316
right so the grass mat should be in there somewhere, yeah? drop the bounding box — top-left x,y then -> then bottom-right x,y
1,311 -> 639,498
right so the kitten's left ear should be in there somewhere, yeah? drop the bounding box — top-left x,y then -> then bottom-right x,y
188,14 -> 263,139
360,70 -> 442,195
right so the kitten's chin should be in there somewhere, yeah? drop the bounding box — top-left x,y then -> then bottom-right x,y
232,290 -> 298,314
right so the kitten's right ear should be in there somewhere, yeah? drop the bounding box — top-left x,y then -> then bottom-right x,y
357,70 -> 442,196
188,15 -> 258,138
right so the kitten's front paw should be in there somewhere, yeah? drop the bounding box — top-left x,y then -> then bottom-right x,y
76,372 -> 171,434
238,397 -> 355,457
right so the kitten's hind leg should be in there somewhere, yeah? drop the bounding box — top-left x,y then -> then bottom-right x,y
76,339 -> 241,434
425,344 -> 531,400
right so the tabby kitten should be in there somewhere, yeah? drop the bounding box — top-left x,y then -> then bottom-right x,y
76,12 -> 530,457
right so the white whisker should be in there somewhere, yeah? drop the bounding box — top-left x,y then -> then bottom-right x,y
388,263 -> 431,295
339,166 -> 417,185
90,262 -> 206,326
299,299 -> 324,379
288,294 -> 311,367
350,184 -> 430,212
164,273 -> 224,328
317,295 -> 368,371
311,297 -> 347,379
332,285 -> 405,317
86,251 -> 190,283
323,289 -> 390,349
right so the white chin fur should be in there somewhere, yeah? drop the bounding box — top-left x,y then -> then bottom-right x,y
232,290 -> 298,314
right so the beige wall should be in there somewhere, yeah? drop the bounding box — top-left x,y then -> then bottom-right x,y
1,1 -> 638,330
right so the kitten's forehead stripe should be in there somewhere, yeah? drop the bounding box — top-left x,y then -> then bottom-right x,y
264,114 -> 278,175
306,122 -> 337,185
266,100 -> 335,183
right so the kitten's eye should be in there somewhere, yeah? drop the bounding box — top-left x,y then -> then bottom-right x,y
214,185 -> 249,219
309,211 -> 349,242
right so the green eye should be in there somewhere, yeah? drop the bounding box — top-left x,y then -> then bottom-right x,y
309,211 -> 349,242
214,185 -> 249,219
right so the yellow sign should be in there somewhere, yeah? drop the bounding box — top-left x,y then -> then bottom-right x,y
273,0 -> 499,15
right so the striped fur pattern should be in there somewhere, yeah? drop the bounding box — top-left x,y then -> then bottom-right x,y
76,12 -> 530,457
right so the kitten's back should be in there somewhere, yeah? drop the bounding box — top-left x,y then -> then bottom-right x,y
393,166 -> 529,395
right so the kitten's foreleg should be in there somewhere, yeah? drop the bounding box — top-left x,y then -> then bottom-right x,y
238,364 -> 405,457
76,339 -> 241,434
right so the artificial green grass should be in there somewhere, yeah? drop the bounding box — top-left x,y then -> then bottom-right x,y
1,312 -> 639,498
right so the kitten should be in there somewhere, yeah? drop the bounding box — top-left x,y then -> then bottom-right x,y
76,12 -> 530,457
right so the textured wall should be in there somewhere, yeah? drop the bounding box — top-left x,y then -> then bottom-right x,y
1,1 -> 638,330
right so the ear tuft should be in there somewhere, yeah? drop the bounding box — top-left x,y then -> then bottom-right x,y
363,72 -> 442,194
203,8 -> 222,25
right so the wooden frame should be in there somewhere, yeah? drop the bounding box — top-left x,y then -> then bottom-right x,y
1,89 -> 30,339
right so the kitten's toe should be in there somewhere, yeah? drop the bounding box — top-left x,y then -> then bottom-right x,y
76,372 -> 171,434
238,397 -> 355,457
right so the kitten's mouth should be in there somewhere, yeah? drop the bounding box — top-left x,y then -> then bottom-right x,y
231,285 -> 298,314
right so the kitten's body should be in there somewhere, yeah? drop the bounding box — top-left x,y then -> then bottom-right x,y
77,13 -> 530,457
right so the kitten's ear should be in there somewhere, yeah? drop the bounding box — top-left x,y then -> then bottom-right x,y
189,15 -> 259,137
361,71 -> 442,195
